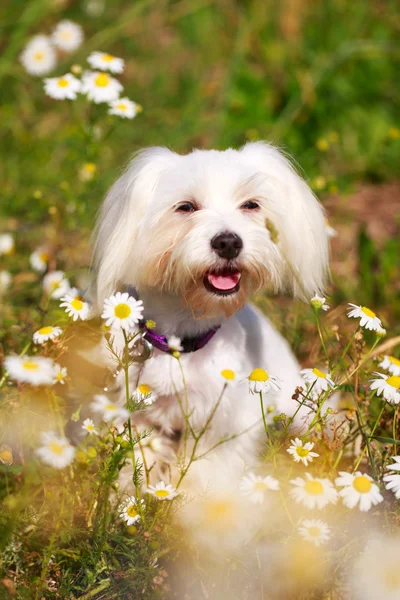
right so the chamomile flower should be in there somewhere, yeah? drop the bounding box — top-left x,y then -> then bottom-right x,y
108,97 -> 139,119
287,438 -> 319,466
335,471 -> 383,512
53,364 -> 67,385
60,288 -> 91,321
289,473 -> 337,510
146,481 -> 178,501
102,292 -> 143,331
0,271 -> 11,294
36,431 -> 75,468
20,35 -> 56,76
82,418 -> 98,435
248,368 -> 280,394
240,472 -> 279,504
4,355 -> 55,386
298,519 -> 331,547
30,248 -> 49,273
310,295 -> 329,311
81,71 -> 123,104
87,51 -> 124,73
167,336 -> 183,353
33,325 -> 62,344
383,456 -> 400,499
51,20 -> 83,52
119,496 -> 145,525
90,394 -> 129,424
370,373 -> 400,404
43,271 -> 70,299
0,234 -> 14,256
379,355 -> 400,377
133,384 -> 157,405
300,368 -> 335,398
44,73 -> 81,100
347,303 -> 383,332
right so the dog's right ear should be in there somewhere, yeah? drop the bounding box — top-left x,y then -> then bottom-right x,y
92,147 -> 175,309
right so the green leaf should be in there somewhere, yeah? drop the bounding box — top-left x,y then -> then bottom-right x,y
369,435 -> 400,445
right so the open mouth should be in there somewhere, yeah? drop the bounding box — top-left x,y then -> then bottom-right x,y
203,268 -> 242,296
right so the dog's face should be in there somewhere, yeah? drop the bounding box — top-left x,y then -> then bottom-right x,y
94,143 -> 329,318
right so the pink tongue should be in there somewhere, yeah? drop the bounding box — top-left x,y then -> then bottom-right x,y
208,272 -> 241,291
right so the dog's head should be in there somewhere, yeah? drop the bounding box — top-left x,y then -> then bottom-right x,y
93,143 -> 329,318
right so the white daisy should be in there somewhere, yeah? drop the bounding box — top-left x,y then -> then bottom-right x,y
146,481 -> 178,501
287,438 -> 319,466
33,325 -> 62,344
247,368 -> 280,394
370,373 -> 400,404
0,271 -> 11,294
0,233 -> 14,256
108,98 -> 138,119
90,394 -> 129,424
4,355 -> 55,386
289,473 -> 337,510
30,248 -> 49,273
81,71 -> 123,104
51,20 -> 83,52
87,51 -> 124,73
298,519 -> 331,546
44,73 -> 81,100
167,336 -> 183,353
240,472 -> 279,504
347,303 -> 383,332
82,418 -> 98,435
335,471 -> 383,512
133,384 -> 157,406
119,496 -> 145,525
300,368 -> 335,398
379,355 -> 400,377
102,292 -> 143,331
53,364 -> 67,385
310,295 -> 329,311
42,271 -> 70,299
60,288 -> 91,321
36,431 -> 75,469
382,456 -> 400,499
20,35 -> 56,76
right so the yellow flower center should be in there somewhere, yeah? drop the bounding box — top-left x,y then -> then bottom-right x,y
384,565 -> 400,590
51,280 -> 60,289
84,163 -> 96,173
34,51 -> 44,61
94,73 -> 110,87
249,368 -> 269,382
312,368 -> 326,379
49,442 -> 63,455
387,376 -> 400,390
38,326 -> 53,335
205,500 -> 234,523
361,306 -> 376,318
253,481 -> 268,492
105,403 -> 117,411
40,252 -> 49,262
116,103 -> 127,111
296,446 -> 310,457
126,505 -> 138,518
56,371 -> 64,381
86,424 -> 94,431
389,356 -> 400,367
155,489 -> 170,498
138,384 -> 151,396
102,54 -> 115,62
60,30 -> 73,40
304,480 -> 324,496
57,78 -> 69,87
307,526 -> 321,538
71,298 -> 83,311
23,361 -> 39,371
352,476 -> 372,494
114,303 -> 131,319
221,369 -> 235,381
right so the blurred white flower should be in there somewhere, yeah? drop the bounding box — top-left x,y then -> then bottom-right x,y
119,496 -> 145,525
325,220 -> 337,238
108,97 -> 138,119
90,394 -> 129,424
85,0 -> 105,17
383,456 -> 400,499
247,368 -> 280,394
240,472 -> 279,504
20,35 -> 56,76
298,519 -> 330,546
44,73 -> 81,100
379,355 -> 400,376
167,335 -> 183,353
81,71 -> 123,104
82,418 -> 98,435
347,303 -> 383,332
0,233 -> 14,256
53,364 -> 67,385
310,295 -> 329,311
102,292 -> 143,331
370,373 -> 400,404
5,355 -> 55,386
33,325 -> 62,344
60,288 -> 91,321
289,473 -> 337,510
133,384 -> 157,406
287,438 -> 319,466
350,536 -> 400,600
43,271 -> 70,299
0,271 -> 11,294
30,248 -> 49,273
79,162 -> 97,182
146,481 -> 178,501
36,431 -> 75,468
335,471 -> 383,512
300,368 -> 335,399
51,20 -> 83,52
88,51 -> 124,73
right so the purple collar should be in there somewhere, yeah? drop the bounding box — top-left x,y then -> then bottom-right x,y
140,322 -> 221,353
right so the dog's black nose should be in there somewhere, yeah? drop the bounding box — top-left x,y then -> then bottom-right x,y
211,231 -> 243,259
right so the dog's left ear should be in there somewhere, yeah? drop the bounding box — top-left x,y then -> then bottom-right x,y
240,141 -> 330,300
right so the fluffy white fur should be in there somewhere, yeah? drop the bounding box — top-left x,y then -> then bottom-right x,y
92,142 -> 329,489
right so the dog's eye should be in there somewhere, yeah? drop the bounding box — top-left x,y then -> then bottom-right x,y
241,200 -> 260,210
176,202 -> 197,213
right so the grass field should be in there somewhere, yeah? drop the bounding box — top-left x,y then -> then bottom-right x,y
1,1 -> 400,598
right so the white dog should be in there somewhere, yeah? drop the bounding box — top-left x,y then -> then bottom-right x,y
92,142 -> 329,488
